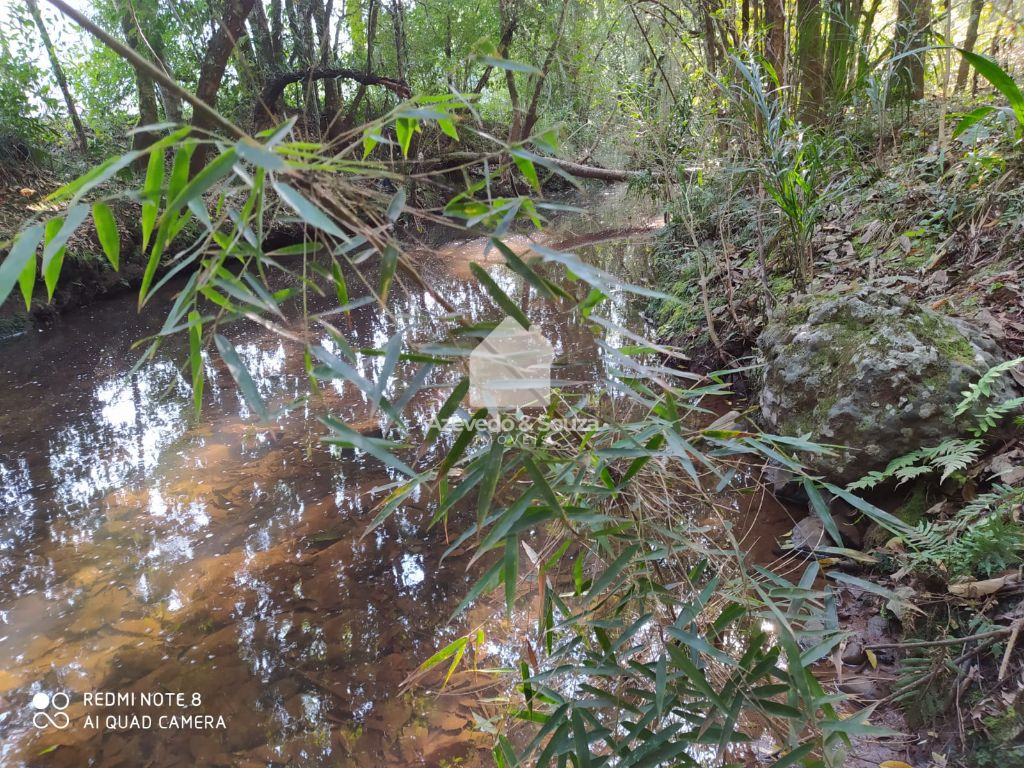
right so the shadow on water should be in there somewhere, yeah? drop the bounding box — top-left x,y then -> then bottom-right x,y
0,186 -> 792,766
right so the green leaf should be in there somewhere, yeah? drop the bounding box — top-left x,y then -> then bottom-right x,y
477,439 -> 504,523
479,56 -> 542,75
214,333 -> 270,422
379,244 -> 398,301
141,147 -> 165,251
396,117 -> 416,158
92,203 -> 120,270
953,105 -> 998,138
570,708 -> 592,768
823,483 -> 915,535
511,151 -> 540,191
803,478 -> 843,547
362,132 -> 380,159
491,238 -> 571,301
768,742 -> 817,768
386,188 -> 406,223
0,224 -> 43,309
42,219 -> 64,301
165,147 -> 237,215
235,138 -> 288,171
42,204 -> 89,300
438,117 -> 459,140
273,181 -> 349,240
451,558 -> 503,618
504,535 -> 518,614
321,416 -> 416,477
188,310 -> 204,417
423,378 -> 470,446
469,262 -> 531,329
331,258 -> 349,310
957,48 -> 1024,126
585,544 -> 640,603
167,142 -> 195,204
46,151 -> 141,203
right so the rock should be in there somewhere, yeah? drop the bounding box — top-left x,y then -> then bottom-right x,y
838,674 -> 888,700
790,515 -> 827,550
757,288 -> 1019,484
841,640 -> 866,666
788,508 -> 864,550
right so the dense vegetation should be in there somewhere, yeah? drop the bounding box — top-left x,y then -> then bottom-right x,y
1,0 -> 1024,766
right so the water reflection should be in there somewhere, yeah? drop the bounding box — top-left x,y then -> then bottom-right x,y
0,185 -> 664,766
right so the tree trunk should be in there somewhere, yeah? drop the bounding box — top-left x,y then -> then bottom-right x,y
26,0 -> 88,151
115,1 -> 160,163
891,0 -> 931,102
700,0 -> 721,74
796,0 -> 825,121
472,14 -> 517,93
763,0 -> 786,85
856,0 -> 882,83
389,0 -> 408,84
133,0 -> 183,122
956,0 -> 985,89
250,0 -> 283,75
313,0 -> 341,132
191,0 -> 257,173
826,0 -> 857,102
520,0 -> 570,139
340,0 -> 380,130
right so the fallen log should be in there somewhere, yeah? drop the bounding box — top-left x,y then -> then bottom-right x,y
547,158 -> 642,182
436,151 -> 642,183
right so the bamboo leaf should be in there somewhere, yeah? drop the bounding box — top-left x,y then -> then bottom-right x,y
188,310 -> 204,417
379,244 -> 398,302
274,181 -> 349,240
469,262 -> 531,329
957,49 -> 1024,126
214,333 -> 270,422
141,147 -> 165,251
165,147 -> 237,214
0,224 -> 43,309
92,203 -> 120,270
953,105 -> 997,138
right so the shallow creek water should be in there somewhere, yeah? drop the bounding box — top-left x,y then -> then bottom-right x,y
0,187 -> 795,767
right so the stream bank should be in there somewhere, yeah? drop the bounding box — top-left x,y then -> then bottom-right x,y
646,106 -> 1024,766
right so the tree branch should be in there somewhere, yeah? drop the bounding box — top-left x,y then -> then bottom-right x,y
44,0 -> 247,141
260,67 -> 411,119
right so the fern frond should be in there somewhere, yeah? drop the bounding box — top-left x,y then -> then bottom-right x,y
954,355 -> 1024,418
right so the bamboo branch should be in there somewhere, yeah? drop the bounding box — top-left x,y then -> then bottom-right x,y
866,626 -> 1013,650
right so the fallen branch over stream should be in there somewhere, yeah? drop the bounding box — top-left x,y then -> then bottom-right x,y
545,158 -> 642,182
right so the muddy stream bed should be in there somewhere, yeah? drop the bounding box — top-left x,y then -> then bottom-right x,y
0,187 -> 802,767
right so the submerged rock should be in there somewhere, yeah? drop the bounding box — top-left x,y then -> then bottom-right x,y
757,288 -> 1018,484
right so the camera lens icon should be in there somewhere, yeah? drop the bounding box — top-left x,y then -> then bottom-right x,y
31,690 -> 70,730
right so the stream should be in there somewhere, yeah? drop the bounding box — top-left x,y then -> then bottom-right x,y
1,186 -> 760,767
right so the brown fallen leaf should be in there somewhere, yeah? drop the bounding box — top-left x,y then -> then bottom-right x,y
948,573 -> 1021,598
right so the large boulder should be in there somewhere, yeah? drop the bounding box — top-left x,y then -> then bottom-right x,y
757,288 -> 1018,484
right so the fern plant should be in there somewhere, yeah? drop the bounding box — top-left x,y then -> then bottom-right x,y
849,357 -> 1024,491
954,355 -> 1024,436
901,485 -> 1024,577
847,438 -> 984,490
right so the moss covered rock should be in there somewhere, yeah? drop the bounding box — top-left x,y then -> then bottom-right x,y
757,287 -> 1017,484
